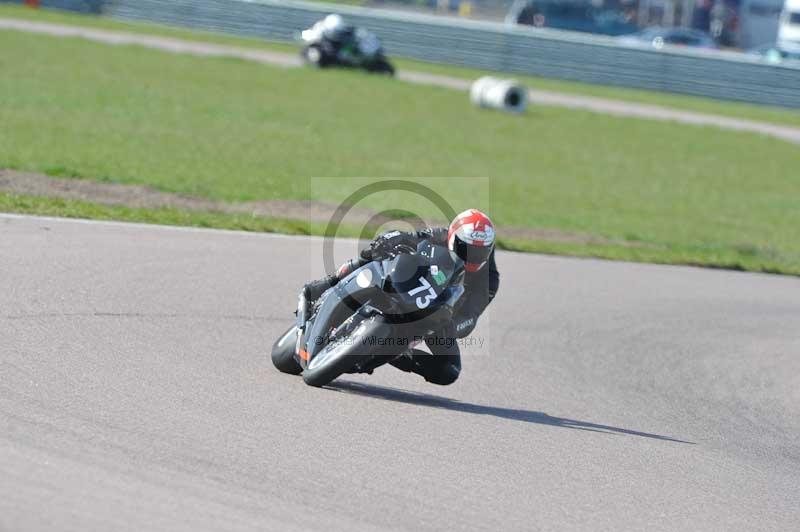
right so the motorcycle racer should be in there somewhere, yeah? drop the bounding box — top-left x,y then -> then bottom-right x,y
301,209 -> 499,385
320,14 -> 355,51
299,14 -> 395,74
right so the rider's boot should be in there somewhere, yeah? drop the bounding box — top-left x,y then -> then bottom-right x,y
390,349 -> 460,385
389,349 -> 428,376
301,274 -> 337,321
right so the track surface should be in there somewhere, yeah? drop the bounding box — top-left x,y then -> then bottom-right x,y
2,17 -> 800,145
1,214 -> 799,531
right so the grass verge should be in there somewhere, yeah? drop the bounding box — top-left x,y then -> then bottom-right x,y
2,3 -> 800,127
0,193 -> 316,234
3,193 -> 796,275
1,15 -> 798,276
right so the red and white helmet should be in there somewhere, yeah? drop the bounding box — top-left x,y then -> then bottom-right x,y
447,209 -> 495,273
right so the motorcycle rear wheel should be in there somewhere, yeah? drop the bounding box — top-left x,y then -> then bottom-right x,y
368,58 -> 395,76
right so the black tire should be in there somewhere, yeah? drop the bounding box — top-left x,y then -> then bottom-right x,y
369,58 -> 395,76
271,325 -> 303,375
302,317 -> 394,387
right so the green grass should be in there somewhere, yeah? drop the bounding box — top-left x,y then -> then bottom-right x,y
0,3 -> 297,52
2,3 -> 800,127
0,193 -> 316,234
393,58 -> 800,129
1,23 -> 799,275
0,193 -> 427,239
4,193 -> 792,275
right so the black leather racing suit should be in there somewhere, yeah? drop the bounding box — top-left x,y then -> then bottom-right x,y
305,227 -> 500,385
322,25 -> 357,59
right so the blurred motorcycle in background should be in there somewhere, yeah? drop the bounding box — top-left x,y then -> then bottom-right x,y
299,14 -> 395,75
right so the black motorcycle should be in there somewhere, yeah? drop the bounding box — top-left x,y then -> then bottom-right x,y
271,240 -> 465,387
299,22 -> 395,75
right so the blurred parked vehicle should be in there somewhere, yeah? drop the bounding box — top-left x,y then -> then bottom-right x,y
747,42 -> 800,62
778,0 -> 800,51
617,27 -> 718,49
506,0 -> 638,36
734,0 -> 784,50
299,14 -> 395,75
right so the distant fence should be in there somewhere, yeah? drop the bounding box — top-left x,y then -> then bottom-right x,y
5,0 -> 800,108
1,0 -> 103,13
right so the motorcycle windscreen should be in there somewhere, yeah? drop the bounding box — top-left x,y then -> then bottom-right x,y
384,241 -> 462,313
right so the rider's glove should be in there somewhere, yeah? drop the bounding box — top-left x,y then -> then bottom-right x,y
361,230 -> 417,260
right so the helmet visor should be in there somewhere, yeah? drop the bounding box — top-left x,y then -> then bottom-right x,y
453,236 -> 493,272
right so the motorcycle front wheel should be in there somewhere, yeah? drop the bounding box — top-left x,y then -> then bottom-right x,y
302,316 -> 394,387
302,45 -> 328,68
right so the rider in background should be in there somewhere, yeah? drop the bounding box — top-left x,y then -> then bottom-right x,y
320,14 -> 355,55
302,209 -> 500,385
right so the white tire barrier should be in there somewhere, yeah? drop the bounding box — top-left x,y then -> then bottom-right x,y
469,77 -> 528,113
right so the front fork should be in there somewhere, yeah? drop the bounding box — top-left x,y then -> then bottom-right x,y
295,292 -> 309,357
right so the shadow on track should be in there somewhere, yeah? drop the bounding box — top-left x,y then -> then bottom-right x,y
329,380 -> 694,444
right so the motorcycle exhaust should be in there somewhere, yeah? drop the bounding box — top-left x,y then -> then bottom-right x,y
469,76 -> 528,114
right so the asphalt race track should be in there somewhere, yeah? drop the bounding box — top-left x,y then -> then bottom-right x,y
1,214 -> 799,531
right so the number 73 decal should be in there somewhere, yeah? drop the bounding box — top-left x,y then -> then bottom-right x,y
408,277 -> 437,309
